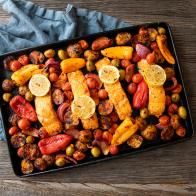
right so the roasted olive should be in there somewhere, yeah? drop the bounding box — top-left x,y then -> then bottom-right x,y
119,69 -> 125,81
44,49 -> 55,58
135,116 -> 147,131
140,108 -> 149,119
49,72 -> 59,82
8,126 -> 18,136
25,91 -> 34,102
18,85 -> 29,96
176,126 -> 186,138
111,59 -> 120,67
115,32 -> 131,45
84,50 -> 99,61
26,136 -> 35,144
127,134 -> 143,148
98,100 -> 113,116
178,106 -> 187,119
90,89 -> 99,105
34,158 -> 47,171
170,114 -> 181,129
52,89 -> 64,105
21,159 -> 34,174
3,55 -> 14,70
141,125 -> 157,140
58,49 -> 68,60
98,89 -> 108,99
171,94 -> 180,103
158,27 -> 166,34
10,60 -> 22,72
3,93 -> 12,102
23,144 -> 40,160
73,150 -> 86,161
55,156 -> 66,167
75,141 -> 88,152
79,130 -> 92,143
9,113 -> 20,126
164,67 -> 175,80
67,43 -> 83,58
109,145 -> 119,155
42,155 -> 55,166
18,55 -> 29,66
2,79 -> 15,92
18,118 -> 31,130
11,133 -> 26,148
78,40 -> 89,50
91,146 -> 101,158
121,59 -> 132,68
125,64 -> 135,83
132,73 -> 143,84
66,144 -> 75,157
29,51 -> 45,64
161,126 -> 174,141
86,60 -> 96,72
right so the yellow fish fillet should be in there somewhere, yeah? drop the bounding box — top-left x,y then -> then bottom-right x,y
67,70 -> 98,129
95,58 -> 132,120
148,86 -> 166,117
35,93 -> 62,136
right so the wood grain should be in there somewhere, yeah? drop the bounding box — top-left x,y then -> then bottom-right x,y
0,0 -> 196,195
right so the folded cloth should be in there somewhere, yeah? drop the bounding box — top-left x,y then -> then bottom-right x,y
0,0 -> 129,140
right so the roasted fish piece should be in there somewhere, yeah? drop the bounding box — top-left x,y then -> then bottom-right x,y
67,70 -> 98,129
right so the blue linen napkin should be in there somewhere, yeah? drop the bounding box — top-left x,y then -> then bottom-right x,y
0,0 -> 129,140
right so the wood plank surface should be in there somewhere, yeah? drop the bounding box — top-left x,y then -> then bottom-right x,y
0,0 -> 196,195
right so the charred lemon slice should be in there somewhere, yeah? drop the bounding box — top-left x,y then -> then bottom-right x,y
29,74 -> 51,96
71,95 -> 96,120
99,65 -> 120,84
138,60 -> 166,87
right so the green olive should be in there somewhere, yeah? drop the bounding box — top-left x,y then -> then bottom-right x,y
55,157 -> 66,167
178,106 -> 187,119
44,49 -> 55,58
66,144 -> 75,157
158,27 -> 166,34
25,91 -> 34,102
26,136 -> 35,144
3,93 -> 12,102
171,93 -> 180,103
119,69 -> 125,81
91,146 -> 101,158
86,60 -> 96,72
111,59 -> 120,67
140,108 -> 149,119
58,49 -> 68,60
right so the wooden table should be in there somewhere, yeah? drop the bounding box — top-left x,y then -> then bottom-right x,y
0,0 -> 196,195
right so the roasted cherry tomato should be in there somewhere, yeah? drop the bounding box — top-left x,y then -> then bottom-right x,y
9,96 -> 37,122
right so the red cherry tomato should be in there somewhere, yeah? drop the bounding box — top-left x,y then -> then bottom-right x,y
38,134 -> 73,155
8,126 -> 18,136
127,83 -> 137,94
132,73 -> 143,83
18,55 -> 29,66
10,60 -> 21,72
109,145 -> 119,155
18,118 -> 31,130
9,96 -> 37,122
146,52 -> 155,64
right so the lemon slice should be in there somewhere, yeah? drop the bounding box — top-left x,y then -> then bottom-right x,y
29,74 -> 51,96
71,95 -> 96,120
99,65 -> 120,84
138,60 -> 166,87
